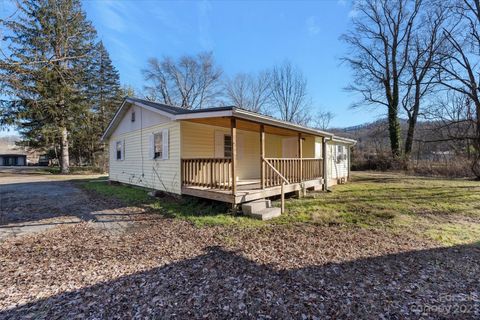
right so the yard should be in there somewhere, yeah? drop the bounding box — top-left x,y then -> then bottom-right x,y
1,171 -> 479,318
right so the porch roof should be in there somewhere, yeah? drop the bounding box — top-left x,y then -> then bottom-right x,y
102,97 -> 356,144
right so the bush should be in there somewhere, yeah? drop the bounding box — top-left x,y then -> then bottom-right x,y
409,159 -> 473,178
41,166 -> 105,175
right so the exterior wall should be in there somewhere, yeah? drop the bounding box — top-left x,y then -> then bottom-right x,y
180,121 -> 321,180
181,121 -> 262,179
108,106 -> 181,195
327,141 -> 350,185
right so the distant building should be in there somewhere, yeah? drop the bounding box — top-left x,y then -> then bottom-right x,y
0,136 -> 40,166
0,154 -> 27,166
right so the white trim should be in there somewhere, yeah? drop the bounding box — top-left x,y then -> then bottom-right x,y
331,135 -> 356,145
134,101 -> 176,120
173,110 -> 233,120
232,109 -> 334,139
101,98 -> 176,141
101,97 -> 356,145
102,99 -> 128,141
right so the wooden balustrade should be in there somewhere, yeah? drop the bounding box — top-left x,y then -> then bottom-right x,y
182,157 -> 323,190
263,158 -> 323,187
182,158 -> 232,190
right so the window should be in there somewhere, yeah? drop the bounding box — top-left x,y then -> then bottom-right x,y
154,132 -> 163,159
224,135 -> 232,158
131,111 -> 136,122
337,145 -> 346,163
116,141 -> 123,160
150,129 -> 169,160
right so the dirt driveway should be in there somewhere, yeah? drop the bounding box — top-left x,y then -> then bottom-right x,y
0,168 -> 144,240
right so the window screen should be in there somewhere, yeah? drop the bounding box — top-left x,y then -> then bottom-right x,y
154,132 -> 163,159
116,141 -> 122,160
224,135 -> 232,158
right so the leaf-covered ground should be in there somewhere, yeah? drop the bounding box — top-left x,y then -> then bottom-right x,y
84,172 -> 480,245
1,172 -> 479,318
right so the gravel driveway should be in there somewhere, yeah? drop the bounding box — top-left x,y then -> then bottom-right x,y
0,168 -> 144,240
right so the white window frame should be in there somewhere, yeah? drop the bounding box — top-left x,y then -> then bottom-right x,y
336,145 -> 346,163
115,140 -> 124,161
153,132 -> 163,159
150,129 -> 169,160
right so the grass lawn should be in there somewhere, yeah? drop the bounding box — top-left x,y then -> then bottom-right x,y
81,172 -> 480,246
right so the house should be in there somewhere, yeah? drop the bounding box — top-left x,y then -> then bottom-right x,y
0,154 -> 27,166
102,97 -> 356,216
0,136 -> 30,166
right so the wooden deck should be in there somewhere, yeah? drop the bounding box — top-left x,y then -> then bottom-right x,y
181,178 -> 324,204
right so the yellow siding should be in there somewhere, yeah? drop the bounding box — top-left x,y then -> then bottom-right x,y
109,121 -> 181,194
265,134 -> 283,157
180,121 -> 323,180
181,121 -> 264,179
303,136 -> 315,158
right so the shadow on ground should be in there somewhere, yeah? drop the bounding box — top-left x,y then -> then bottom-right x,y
2,244 -> 479,319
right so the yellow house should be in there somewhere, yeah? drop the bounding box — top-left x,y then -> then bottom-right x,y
102,97 -> 355,213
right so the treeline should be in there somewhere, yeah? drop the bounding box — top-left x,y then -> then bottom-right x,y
342,0 -> 480,178
142,54 -> 333,129
0,1 -> 332,173
0,0 -> 125,173
333,118 -> 475,177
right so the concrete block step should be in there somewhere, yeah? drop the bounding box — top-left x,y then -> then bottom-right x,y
241,199 -> 271,215
247,207 -> 281,221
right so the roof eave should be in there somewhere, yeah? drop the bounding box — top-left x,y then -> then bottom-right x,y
232,108 -> 334,138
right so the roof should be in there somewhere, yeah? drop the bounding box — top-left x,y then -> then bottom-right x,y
126,97 -> 234,115
101,97 -> 356,145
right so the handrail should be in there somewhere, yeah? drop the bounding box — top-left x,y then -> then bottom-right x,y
262,157 -> 289,184
262,157 -> 289,214
264,157 -> 320,160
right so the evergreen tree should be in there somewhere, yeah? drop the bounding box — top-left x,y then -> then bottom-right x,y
83,41 -> 123,167
88,41 -> 123,133
0,0 -> 96,173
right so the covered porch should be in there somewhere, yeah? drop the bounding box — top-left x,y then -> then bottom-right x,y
179,115 -> 329,206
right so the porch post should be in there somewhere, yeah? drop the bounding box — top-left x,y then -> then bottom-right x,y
347,146 -> 351,181
260,124 -> 265,189
231,117 -> 237,195
323,137 -> 329,191
298,133 -> 303,180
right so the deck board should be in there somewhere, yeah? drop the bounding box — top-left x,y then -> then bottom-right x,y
182,178 -> 324,204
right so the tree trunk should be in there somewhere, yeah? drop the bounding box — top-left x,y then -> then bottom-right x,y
388,106 -> 401,158
60,126 -> 70,174
405,118 -> 415,158
405,89 -> 421,158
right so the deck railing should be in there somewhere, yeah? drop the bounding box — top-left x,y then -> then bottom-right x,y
181,157 -> 323,191
181,158 -> 232,190
263,158 -> 323,187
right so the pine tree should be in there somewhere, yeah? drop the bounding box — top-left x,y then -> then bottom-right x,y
0,0 -> 97,173
85,41 -> 123,167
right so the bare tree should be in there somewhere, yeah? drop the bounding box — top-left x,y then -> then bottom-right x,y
224,70 -> 271,113
269,61 -> 311,125
402,1 -> 449,158
313,111 -> 334,130
142,52 -> 222,109
437,0 -> 480,177
342,0 -> 421,158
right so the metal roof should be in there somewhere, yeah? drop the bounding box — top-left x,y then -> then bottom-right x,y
102,97 -> 356,145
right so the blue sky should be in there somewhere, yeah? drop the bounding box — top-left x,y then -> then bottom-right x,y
83,0 -> 384,128
1,0 -> 384,136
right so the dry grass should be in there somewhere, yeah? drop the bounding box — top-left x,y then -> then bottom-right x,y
283,172 -> 480,245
